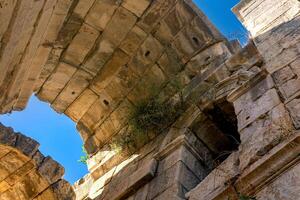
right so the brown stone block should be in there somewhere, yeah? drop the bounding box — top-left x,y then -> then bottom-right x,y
83,38 -> 116,76
5,161 -> 35,186
272,65 -> 296,86
128,35 -> 164,76
38,156 -> 64,184
37,62 -> 77,103
85,0 -> 120,31
65,89 -> 98,122
120,26 -> 147,56
74,0 -> 96,18
172,16 -> 216,63
79,96 -> 114,131
51,69 -> 93,113
102,6 -> 137,47
278,77 -> 300,100
137,0 -> 177,32
122,0 -> 151,17
154,0 -> 196,45
237,89 -> 281,131
63,23 -> 100,66
127,64 -> 167,104
91,49 -> 130,94
286,96 -> 300,129
239,103 -> 294,171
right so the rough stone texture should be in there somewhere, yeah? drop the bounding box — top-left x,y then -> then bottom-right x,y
1,0 -> 300,200
0,123 -> 75,200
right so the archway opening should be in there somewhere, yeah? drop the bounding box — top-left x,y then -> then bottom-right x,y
0,95 -> 88,184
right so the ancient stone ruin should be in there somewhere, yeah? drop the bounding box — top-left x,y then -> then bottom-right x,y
0,0 -> 300,199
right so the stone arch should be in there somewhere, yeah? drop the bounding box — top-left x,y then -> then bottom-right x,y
0,123 -> 75,200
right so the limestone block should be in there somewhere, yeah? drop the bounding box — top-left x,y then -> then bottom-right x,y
14,170 -> 50,199
51,69 -> 93,113
154,0 -> 196,45
63,23 -> 99,66
133,184 -> 149,200
94,117 -> 119,144
84,136 -> 100,154
103,6 -> 137,47
256,164 -> 300,200
35,48 -> 63,92
83,38 -> 116,75
119,26 -> 147,56
0,0 -> 17,41
187,152 -> 239,200
37,62 -> 77,103
153,183 -> 186,200
278,77 -> 300,100
0,146 -> 10,159
239,103 -> 294,171
0,180 -> 10,194
85,0 -> 120,31
157,48 -> 183,77
65,89 -> 98,122
109,99 -> 134,132
137,0 -> 177,32
186,42 -> 230,77
127,64 -> 167,103
15,133 -> 39,158
122,0 -> 151,17
286,97 -> 300,129
74,0 -> 96,18
5,161 -> 35,186
236,88 -> 281,131
51,179 -> 76,200
148,161 -> 199,199
34,188 -> 57,200
56,13 -> 84,48
172,16 -> 216,63
0,151 -> 28,182
290,57 -> 300,76
103,65 -> 140,104
0,125 -> 17,146
128,35 -> 164,76
272,65 -> 296,85
91,49 -> 130,94
80,96 -> 114,131
77,122 -> 94,142
38,156 -> 64,184
32,150 -> 45,166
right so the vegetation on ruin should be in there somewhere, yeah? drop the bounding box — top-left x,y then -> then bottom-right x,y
78,146 -> 88,164
110,79 -> 185,153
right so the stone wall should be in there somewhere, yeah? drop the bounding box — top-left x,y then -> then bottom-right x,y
0,123 -> 75,200
1,0 -> 300,200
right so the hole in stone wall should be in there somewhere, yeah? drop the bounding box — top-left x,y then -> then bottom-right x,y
192,37 -> 200,46
203,100 -> 240,162
145,50 -> 151,57
103,99 -> 110,106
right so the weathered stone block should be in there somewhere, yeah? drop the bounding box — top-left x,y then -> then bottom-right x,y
63,23 -> 99,66
65,89 -> 98,122
91,49 -> 130,94
154,0 -> 196,45
74,0 -> 96,18
37,62 -> 77,103
83,38 -> 116,75
119,26 -> 147,56
51,69 -> 93,113
128,35 -> 164,76
38,156 -> 64,184
239,103 -> 294,171
237,88 -> 281,131
15,134 -> 39,158
102,6 -> 137,47
172,16 -> 216,63
272,65 -> 296,85
278,77 -> 300,100
122,0 -> 151,17
286,96 -> 300,129
85,0 -> 119,31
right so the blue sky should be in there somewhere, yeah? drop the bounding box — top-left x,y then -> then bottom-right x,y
0,0 -> 247,184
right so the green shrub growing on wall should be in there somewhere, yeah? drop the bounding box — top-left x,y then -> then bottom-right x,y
110,97 -> 184,153
78,146 -> 88,164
